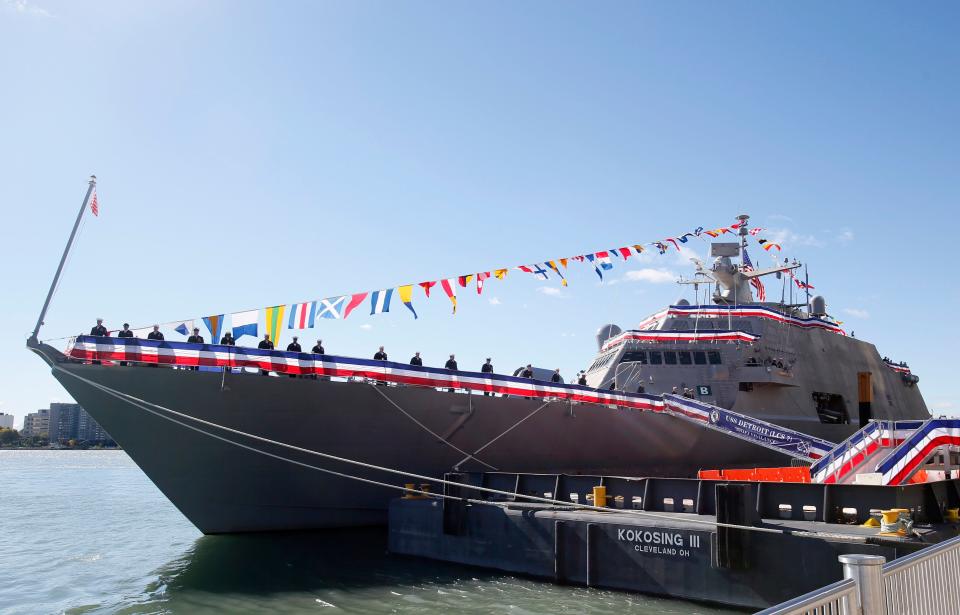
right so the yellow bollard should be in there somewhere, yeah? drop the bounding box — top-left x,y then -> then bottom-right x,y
402,482 -> 417,499
592,485 -> 607,508
879,509 -> 910,536
946,508 -> 960,523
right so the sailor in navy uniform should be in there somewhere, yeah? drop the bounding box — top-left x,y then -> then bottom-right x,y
286,336 -> 302,378
117,323 -> 134,366
521,365 -> 534,379
258,334 -> 274,376
90,319 -> 108,337
146,325 -> 163,367
311,340 -> 326,380
551,369 -> 562,383
410,352 -> 423,366
89,319 -> 108,364
577,372 -> 587,386
481,358 -> 493,395
444,354 -> 458,392
220,332 -> 235,345
372,347 -> 388,384
186,328 -> 204,370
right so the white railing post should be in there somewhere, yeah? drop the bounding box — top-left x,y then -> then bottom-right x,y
839,553 -> 886,615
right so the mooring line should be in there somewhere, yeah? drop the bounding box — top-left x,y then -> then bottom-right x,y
51,364 -> 859,537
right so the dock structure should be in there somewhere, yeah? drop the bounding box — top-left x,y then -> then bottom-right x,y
388,472 -> 960,610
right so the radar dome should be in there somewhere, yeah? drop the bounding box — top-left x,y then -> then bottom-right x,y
810,296 -> 827,316
595,324 -> 622,350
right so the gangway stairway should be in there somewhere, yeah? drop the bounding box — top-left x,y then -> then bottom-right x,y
659,395 -> 960,486
660,394 -> 835,463
810,418 -> 960,485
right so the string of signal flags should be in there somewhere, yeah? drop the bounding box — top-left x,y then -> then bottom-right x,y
115,221 -> 799,345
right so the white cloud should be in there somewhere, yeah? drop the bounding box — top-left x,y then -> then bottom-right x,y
837,230 -> 854,243
359,323 -> 372,330
488,297 -> 501,306
623,268 -> 677,284
536,286 -> 564,297
764,228 -> 825,249
3,0 -> 52,17
842,308 -> 870,319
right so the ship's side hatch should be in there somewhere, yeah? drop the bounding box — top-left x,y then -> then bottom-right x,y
812,392 -> 849,424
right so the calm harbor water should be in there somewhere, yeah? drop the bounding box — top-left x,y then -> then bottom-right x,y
1,451 -> 740,614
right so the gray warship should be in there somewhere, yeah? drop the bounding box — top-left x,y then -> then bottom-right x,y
27,202 -> 929,533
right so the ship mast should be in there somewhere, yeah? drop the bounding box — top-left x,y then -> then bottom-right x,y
29,175 -> 97,344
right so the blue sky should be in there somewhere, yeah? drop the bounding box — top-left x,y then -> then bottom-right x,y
1,1 -> 957,428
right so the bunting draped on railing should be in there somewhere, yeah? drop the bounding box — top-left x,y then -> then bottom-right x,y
66,336 -> 665,411
99,219 -> 826,343
663,304 -> 846,335
600,329 -> 761,352
884,359 -> 912,375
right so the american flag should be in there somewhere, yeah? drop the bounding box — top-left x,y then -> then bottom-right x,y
742,248 -> 766,301
89,188 -> 99,217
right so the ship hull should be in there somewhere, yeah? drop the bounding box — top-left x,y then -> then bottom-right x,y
38,348 -> 797,533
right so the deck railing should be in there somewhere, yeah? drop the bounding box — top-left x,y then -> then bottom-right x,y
756,534 -> 960,615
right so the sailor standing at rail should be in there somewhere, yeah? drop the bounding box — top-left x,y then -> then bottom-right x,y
90,318 -> 108,337
88,318 -> 108,364
577,371 -> 587,386
551,368 -> 562,383
258,334 -> 274,376
410,352 -> 423,366
285,336 -> 302,378
444,354 -> 458,392
521,364 -> 534,399
146,325 -> 163,367
186,328 -> 204,371
373,346 -> 387,385
310,339 -> 325,380
117,323 -> 134,366
220,332 -> 235,345
481,358 -> 494,395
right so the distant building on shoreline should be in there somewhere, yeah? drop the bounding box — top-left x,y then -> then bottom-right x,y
21,404 -> 114,445
0,412 -> 13,429
21,408 -> 51,438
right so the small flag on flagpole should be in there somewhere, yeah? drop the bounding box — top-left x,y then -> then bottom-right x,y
89,188 -> 99,217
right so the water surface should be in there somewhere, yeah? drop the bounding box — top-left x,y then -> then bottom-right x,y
1,451 -> 739,614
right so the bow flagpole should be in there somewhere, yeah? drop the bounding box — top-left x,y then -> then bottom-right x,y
29,175 -> 97,343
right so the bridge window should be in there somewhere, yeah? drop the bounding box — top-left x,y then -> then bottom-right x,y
707,351 -> 722,365
621,351 -> 648,364
664,351 -> 678,365
678,351 -> 692,365
650,351 -> 663,365
693,351 -> 707,365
